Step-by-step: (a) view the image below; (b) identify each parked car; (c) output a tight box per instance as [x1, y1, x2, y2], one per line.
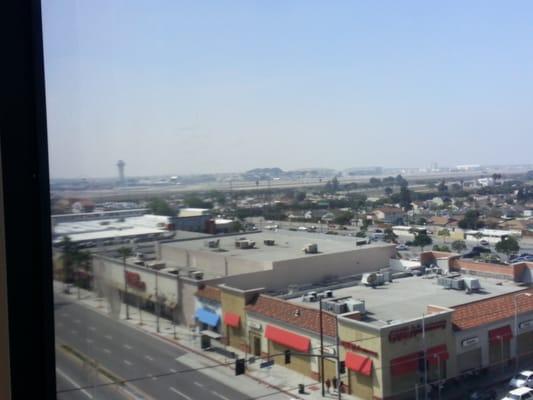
[479, 239, 490, 246]
[396, 244, 409, 251]
[501, 387, 533, 400]
[510, 371, 533, 389]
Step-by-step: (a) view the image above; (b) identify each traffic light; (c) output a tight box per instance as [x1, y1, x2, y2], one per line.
[339, 360, 346, 374]
[284, 350, 291, 364]
[235, 358, 246, 375]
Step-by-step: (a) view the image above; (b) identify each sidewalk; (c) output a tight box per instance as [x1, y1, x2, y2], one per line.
[55, 282, 361, 400]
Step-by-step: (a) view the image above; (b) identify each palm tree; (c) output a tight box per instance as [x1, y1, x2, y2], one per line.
[73, 251, 91, 300]
[60, 236, 77, 291]
[117, 247, 133, 319]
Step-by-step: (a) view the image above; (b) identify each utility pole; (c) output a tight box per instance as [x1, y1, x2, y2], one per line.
[155, 269, 160, 333]
[422, 314, 428, 400]
[319, 297, 325, 397]
[335, 315, 341, 400]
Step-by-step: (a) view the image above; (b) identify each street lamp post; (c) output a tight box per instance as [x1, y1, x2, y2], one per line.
[514, 292, 532, 373]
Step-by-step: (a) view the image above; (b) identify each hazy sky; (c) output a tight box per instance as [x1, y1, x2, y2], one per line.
[43, 1, 533, 179]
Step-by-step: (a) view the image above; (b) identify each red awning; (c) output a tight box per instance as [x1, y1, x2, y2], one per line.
[489, 325, 512, 342]
[346, 352, 373, 376]
[265, 325, 310, 352]
[391, 352, 420, 376]
[223, 312, 240, 328]
[426, 345, 449, 365]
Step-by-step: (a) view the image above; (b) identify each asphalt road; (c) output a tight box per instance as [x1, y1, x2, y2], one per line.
[54, 294, 263, 400]
[56, 346, 127, 400]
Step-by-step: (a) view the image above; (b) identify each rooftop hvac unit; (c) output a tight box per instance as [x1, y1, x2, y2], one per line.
[361, 273, 385, 287]
[437, 276, 465, 290]
[333, 302, 349, 314]
[263, 239, 275, 246]
[207, 239, 220, 248]
[346, 299, 366, 314]
[147, 262, 166, 270]
[464, 278, 481, 293]
[302, 291, 318, 302]
[189, 271, 204, 280]
[235, 239, 255, 249]
[303, 243, 318, 254]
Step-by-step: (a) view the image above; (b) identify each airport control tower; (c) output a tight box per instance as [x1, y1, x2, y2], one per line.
[117, 160, 125, 186]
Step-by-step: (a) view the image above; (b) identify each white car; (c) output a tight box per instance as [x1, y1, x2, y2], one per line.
[502, 387, 533, 400]
[396, 244, 409, 251]
[510, 371, 533, 389]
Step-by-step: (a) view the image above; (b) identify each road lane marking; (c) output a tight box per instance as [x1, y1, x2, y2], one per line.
[103, 348, 111, 354]
[210, 391, 231, 400]
[145, 355, 154, 361]
[123, 360, 132, 366]
[56, 322, 63, 327]
[71, 330, 78, 335]
[88, 326, 96, 331]
[56, 368, 93, 399]
[123, 344, 132, 350]
[193, 381, 204, 388]
[169, 387, 193, 400]
[104, 334, 112, 340]
[85, 339, 94, 344]
[74, 319, 81, 324]
[169, 368, 177, 373]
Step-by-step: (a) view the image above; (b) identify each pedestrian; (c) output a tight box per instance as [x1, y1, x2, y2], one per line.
[339, 380, 345, 394]
[325, 378, 331, 393]
[332, 376, 338, 392]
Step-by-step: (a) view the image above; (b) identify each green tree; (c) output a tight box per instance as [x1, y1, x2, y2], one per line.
[437, 228, 450, 243]
[383, 228, 398, 243]
[451, 240, 467, 253]
[412, 232, 433, 251]
[458, 210, 484, 229]
[384, 187, 393, 197]
[437, 180, 448, 194]
[433, 244, 451, 252]
[147, 198, 176, 216]
[495, 236, 520, 259]
[399, 186, 412, 211]
[183, 195, 213, 209]
[334, 211, 354, 226]
[395, 175, 408, 187]
[369, 177, 382, 187]
[233, 220, 243, 232]
[117, 247, 133, 319]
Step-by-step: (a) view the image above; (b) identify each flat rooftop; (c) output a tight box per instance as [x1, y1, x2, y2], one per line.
[162, 230, 394, 263]
[289, 274, 524, 327]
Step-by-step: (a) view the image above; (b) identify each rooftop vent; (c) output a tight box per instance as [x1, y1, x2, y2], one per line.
[303, 243, 318, 254]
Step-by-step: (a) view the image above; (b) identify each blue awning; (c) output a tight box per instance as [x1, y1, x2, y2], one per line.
[195, 309, 220, 327]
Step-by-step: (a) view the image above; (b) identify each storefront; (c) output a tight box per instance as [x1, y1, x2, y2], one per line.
[195, 308, 220, 332]
[346, 352, 373, 400]
[265, 324, 313, 378]
[488, 325, 512, 367]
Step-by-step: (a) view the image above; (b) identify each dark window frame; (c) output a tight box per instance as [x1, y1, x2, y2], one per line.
[1, 1, 56, 399]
